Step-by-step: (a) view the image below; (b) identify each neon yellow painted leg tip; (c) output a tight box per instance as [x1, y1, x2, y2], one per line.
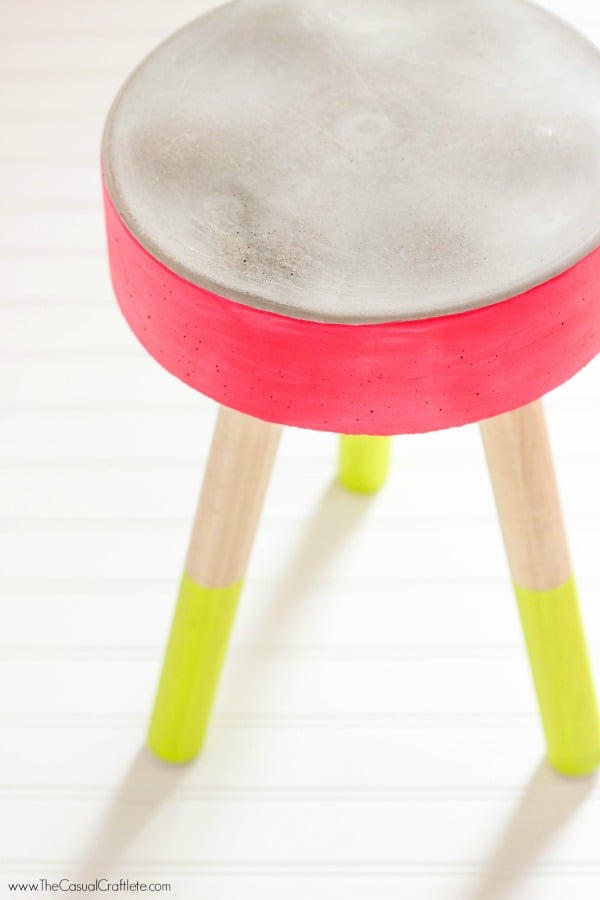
[515, 577, 600, 778]
[146, 735, 198, 765]
[147, 573, 243, 764]
[547, 753, 600, 778]
[338, 435, 392, 494]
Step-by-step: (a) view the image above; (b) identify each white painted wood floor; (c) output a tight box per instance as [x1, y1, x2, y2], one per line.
[2, 1, 600, 896]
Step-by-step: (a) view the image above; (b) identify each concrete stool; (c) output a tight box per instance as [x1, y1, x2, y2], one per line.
[102, 0, 600, 775]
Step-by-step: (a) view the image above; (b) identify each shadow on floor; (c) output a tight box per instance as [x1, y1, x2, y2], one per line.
[469, 759, 596, 899]
[78, 745, 187, 879]
[78, 480, 374, 876]
[249, 477, 376, 639]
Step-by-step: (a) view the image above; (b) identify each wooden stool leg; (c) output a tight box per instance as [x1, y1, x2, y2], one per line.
[480, 400, 600, 775]
[147, 406, 281, 763]
[338, 435, 392, 493]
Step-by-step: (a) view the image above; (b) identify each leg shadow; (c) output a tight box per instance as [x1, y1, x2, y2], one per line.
[469, 759, 596, 899]
[249, 477, 377, 643]
[78, 745, 188, 879]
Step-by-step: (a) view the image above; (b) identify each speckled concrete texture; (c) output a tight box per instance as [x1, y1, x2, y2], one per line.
[102, 0, 600, 323]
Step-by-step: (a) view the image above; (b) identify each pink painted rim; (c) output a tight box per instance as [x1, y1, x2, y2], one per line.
[103, 185, 600, 435]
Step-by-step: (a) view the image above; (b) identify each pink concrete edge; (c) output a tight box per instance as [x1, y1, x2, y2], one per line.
[103, 182, 600, 435]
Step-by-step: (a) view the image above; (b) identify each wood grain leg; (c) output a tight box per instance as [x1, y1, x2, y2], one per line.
[147, 405, 282, 763]
[480, 399, 600, 775]
[338, 435, 392, 493]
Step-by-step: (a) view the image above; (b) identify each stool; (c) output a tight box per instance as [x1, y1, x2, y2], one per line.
[101, 0, 600, 775]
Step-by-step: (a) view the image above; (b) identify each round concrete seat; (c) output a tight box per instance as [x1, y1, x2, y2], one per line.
[103, 0, 600, 434]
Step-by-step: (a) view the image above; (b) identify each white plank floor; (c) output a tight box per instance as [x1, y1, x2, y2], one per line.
[1, 1, 600, 897]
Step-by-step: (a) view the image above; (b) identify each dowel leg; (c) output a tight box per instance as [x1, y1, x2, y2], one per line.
[480, 400, 600, 776]
[147, 406, 282, 763]
[338, 435, 391, 493]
